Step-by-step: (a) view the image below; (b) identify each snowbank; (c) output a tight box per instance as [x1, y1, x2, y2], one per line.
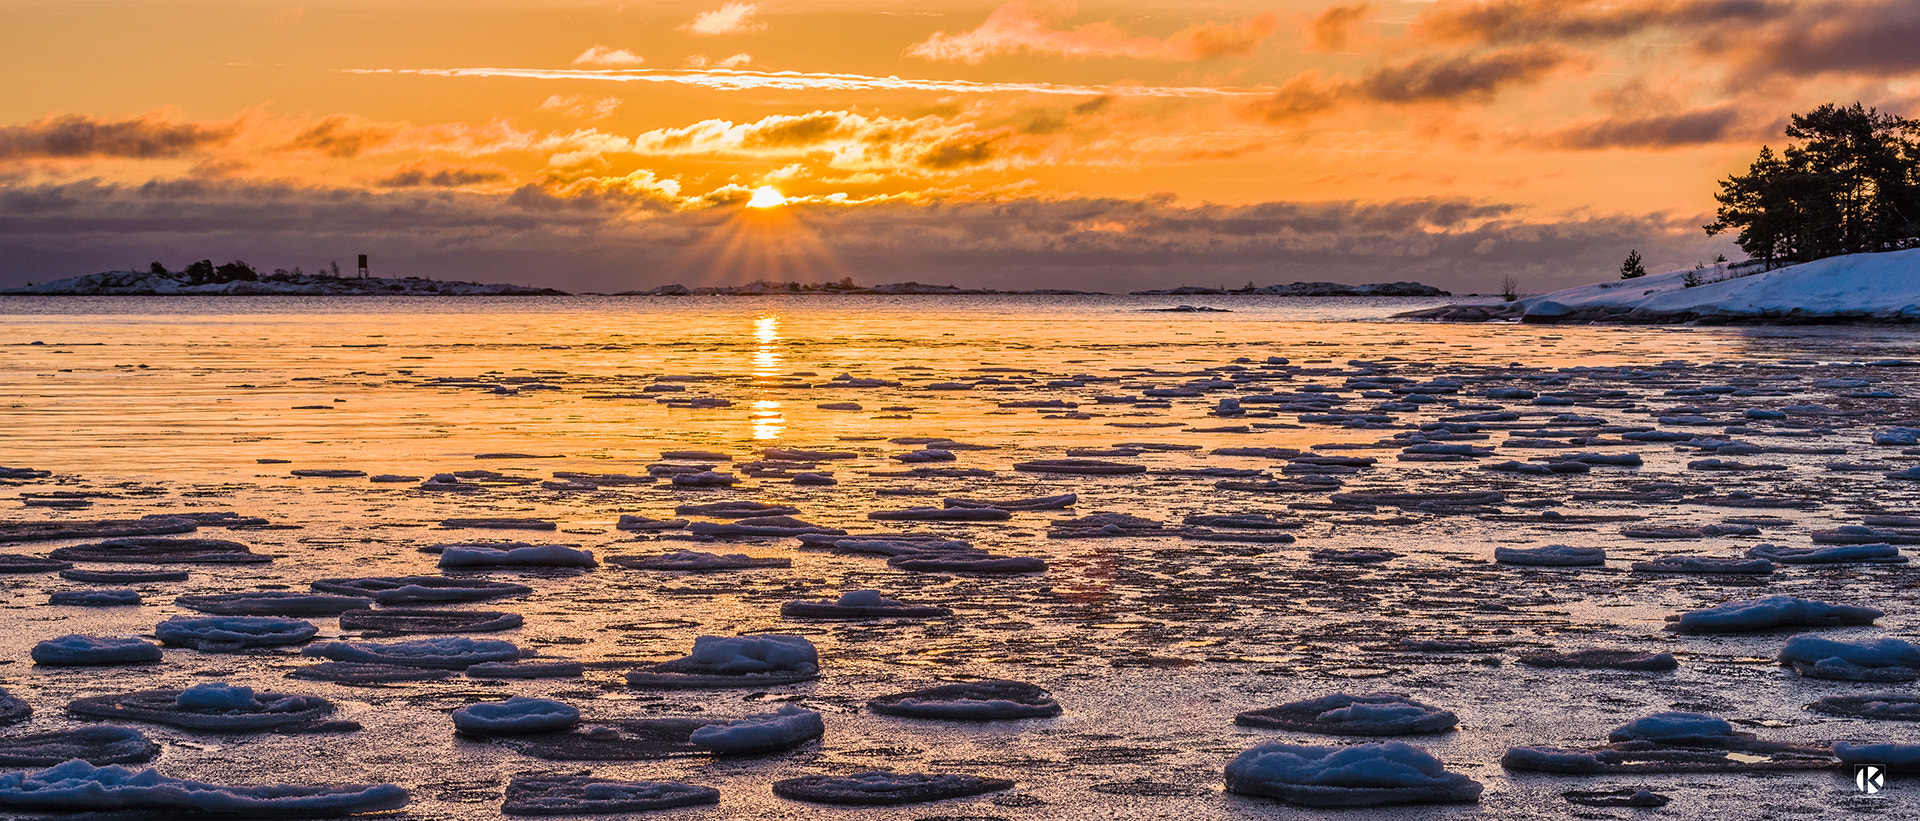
[1524, 249, 1920, 322]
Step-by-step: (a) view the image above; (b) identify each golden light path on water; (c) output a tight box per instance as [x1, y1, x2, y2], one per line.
[0, 295, 1917, 821]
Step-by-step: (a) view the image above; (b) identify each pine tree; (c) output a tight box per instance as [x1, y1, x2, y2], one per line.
[1706, 103, 1920, 267]
[1619, 249, 1647, 279]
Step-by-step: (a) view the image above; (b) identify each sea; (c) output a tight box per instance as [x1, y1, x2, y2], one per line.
[0, 294, 1916, 819]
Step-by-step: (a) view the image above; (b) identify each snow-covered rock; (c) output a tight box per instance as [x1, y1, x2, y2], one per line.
[1223, 741, 1482, 806]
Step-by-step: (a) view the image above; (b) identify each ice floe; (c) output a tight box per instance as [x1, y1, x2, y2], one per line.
[439, 544, 596, 568]
[1779, 634, 1920, 681]
[31, 634, 161, 665]
[156, 616, 320, 650]
[1516, 648, 1677, 671]
[625, 634, 819, 688]
[1748, 542, 1906, 564]
[0, 727, 157, 766]
[772, 771, 1014, 805]
[59, 567, 188, 583]
[1495, 545, 1606, 566]
[303, 636, 520, 669]
[1669, 595, 1880, 633]
[175, 591, 370, 616]
[502, 776, 718, 816]
[1223, 741, 1482, 806]
[1807, 692, 1920, 721]
[311, 575, 532, 604]
[467, 660, 584, 679]
[1631, 556, 1775, 574]
[68, 683, 336, 731]
[337, 608, 523, 634]
[688, 516, 844, 537]
[453, 697, 580, 735]
[867, 680, 1062, 720]
[49, 589, 140, 606]
[888, 553, 1047, 573]
[49, 536, 270, 563]
[689, 704, 824, 754]
[0, 760, 408, 815]
[608, 550, 791, 571]
[781, 590, 951, 619]
[1502, 711, 1833, 774]
[1235, 693, 1457, 735]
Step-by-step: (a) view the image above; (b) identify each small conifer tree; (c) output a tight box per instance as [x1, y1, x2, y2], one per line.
[1619, 249, 1647, 279]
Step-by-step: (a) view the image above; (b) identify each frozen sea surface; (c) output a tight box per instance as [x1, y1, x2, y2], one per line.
[0, 294, 1917, 819]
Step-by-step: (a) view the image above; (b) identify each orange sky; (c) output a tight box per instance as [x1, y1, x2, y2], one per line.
[3, 0, 1916, 293]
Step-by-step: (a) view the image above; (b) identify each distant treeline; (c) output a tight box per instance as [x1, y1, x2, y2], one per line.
[149, 259, 348, 285]
[1707, 103, 1920, 268]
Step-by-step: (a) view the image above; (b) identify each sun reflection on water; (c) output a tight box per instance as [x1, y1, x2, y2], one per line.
[750, 315, 784, 439]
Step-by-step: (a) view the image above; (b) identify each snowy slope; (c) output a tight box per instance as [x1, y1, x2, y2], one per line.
[1522, 248, 1920, 321]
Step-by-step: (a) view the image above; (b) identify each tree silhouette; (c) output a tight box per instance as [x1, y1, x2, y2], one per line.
[1706, 103, 1920, 267]
[1619, 249, 1647, 279]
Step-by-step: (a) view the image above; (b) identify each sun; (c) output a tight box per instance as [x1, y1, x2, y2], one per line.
[746, 186, 787, 209]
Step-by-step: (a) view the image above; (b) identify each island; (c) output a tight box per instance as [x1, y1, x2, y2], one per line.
[1131, 281, 1449, 297]
[1400, 248, 1920, 324]
[2, 270, 566, 296]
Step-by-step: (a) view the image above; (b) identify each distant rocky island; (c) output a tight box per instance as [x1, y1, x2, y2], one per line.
[3, 271, 1453, 298]
[1130, 281, 1449, 297]
[1, 270, 565, 296]
[629, 279, 1449, 297]
[619, 280, 1100, 296]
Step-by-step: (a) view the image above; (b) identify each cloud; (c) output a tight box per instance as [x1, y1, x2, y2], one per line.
[905, 2, 1281, 64]
[1413, 0, 1790, 46]
[1250, 45, 1575, 121]
[0, 111, 238, 161]
[682, 2, 766, 36]
[349, 66, 1265, 99]
[0, 177, 1732, 296]
[1360, 45, 1573, 104]
[287, 115, 402, 158]
[374, 161, 510, 188]
[537, 94, 622, 120]
[1308, 3, 1370, 52]
[1533, 105, 1771, 150]
[573, 46, 644, 67]
[1711, 1, 1920, 80]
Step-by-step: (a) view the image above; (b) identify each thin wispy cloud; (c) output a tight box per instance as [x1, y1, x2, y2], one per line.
[906, 2, 1281, 64]
[345, 67, 1271, 98]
